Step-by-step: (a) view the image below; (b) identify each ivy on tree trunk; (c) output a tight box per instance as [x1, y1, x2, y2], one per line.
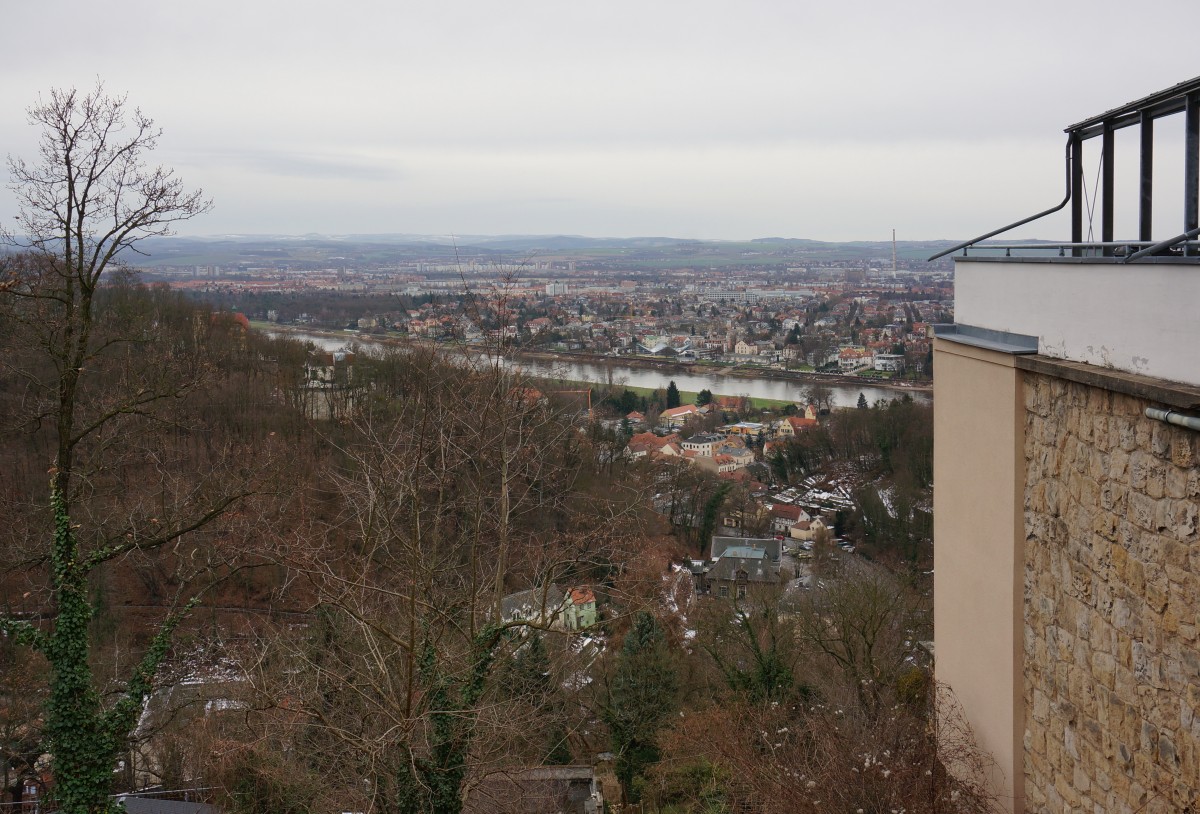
[36, 487, 196, 814]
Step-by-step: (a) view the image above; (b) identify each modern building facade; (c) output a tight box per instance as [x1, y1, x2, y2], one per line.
[933, 78, 1200, 813]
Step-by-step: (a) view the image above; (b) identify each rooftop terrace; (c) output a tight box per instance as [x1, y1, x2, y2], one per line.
[933, 77, 1200, 388]
[932, 76, 1200, 263]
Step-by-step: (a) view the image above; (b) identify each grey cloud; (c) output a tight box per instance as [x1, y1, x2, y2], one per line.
[188, 148, 404, 182]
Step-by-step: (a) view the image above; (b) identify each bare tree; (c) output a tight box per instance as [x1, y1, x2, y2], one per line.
[793, 565, 922, 718]
[650, 570, 997, 814]
[235, 349, 648, 814]
[0, 84, 270, 814]
[803, 383, 835, 413]
[650, 682, 1000, 814]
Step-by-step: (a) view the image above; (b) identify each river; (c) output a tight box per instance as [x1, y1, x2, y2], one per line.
[500, 357, 929, 408]
[266, 329, 930, 408]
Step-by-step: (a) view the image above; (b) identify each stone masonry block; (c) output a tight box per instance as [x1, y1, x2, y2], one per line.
[1166, 464, 1189, 500]
[1168, 431, 1193, 467]
[1023, 375, 1199, 813]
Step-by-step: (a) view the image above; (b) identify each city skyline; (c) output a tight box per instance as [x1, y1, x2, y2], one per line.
[2, 0, 1197, 242]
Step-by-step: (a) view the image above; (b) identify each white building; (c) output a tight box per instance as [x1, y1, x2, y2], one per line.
[873, 353, 905, 372]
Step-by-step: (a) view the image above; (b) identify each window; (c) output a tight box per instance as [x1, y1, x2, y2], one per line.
[737, 586, 747, 599]
[718, 586, 729, 598]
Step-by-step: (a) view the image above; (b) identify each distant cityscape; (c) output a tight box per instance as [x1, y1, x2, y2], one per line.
[136, 235, 955, 380]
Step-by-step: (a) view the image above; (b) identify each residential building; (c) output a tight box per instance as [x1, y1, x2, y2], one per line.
[774, 414, 819, 438]
[681, 433, 724, 457]
[659, 404, 701, 427]
[709, 536, 781, 564]
[718, 501, 769, 532]
[699, 547, 780, 599]
[768, 503, 810, 535]
[500, 584, 564, 626]
[624, 431, 682, 460]
[723, 421, 767, 437]
[500, 585, 596, 632]
[787, 517, 826, 542]
[713, 438, 755, 468]
[838, 346, 872, 371]
[873, 353, 905, 372]
[710, 453, 739, 474]
[560, 587, 597, 631]
[712, 395, 752, 413]
[932, 78, 1200, 813]
[301, 350, 357, 420]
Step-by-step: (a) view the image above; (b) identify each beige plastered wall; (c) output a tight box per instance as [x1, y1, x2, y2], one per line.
[934, 337, 1026, 813]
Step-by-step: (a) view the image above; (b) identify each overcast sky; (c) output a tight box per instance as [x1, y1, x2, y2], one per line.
[2, 1, 1196, 242]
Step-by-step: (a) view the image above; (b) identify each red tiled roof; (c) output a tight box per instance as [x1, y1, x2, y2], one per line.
[770, 504, 803, 521]
[661, 404, 699, 419]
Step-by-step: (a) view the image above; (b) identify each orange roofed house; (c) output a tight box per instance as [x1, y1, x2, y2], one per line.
[624, 431, 682, 461]
[659, 404, 703, 427]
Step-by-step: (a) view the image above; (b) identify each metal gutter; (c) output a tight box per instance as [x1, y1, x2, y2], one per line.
[927, 137, 1073, 262]
[1145, 407, 1200, 432]
[1066, 75, 1200, 137]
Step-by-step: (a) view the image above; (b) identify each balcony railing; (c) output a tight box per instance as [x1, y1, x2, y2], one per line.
[930, 76, 1200, 262]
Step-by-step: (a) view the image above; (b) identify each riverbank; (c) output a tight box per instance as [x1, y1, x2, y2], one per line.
[251, 323, 933, 402]
[248, 326, 931, 400]
[526, 375, 795, 410]
[500, 349, 933, 394]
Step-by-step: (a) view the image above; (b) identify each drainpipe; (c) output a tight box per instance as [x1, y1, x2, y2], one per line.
[1145, 407, 1200, 432]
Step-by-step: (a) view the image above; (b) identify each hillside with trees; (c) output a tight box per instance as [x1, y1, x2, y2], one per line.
[0, 84, 991, 814]
[768, 395, 934, 565]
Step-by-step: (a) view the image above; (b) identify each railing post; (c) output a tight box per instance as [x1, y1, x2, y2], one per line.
[1102, 120, 1115, 255]
[1139, 110, 1154, 243]
[1071, 131, 1084, 257]
[1185, 93, 1199, 256]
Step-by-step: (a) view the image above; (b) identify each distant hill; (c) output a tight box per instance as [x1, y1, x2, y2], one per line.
[105, 233, 973, 268]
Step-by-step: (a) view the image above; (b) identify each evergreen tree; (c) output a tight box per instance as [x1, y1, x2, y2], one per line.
[857, 392, 869, 410]
[666, 380, 681, 409]
[703, 600, 799, 704]
[603, 613, 678, 801]
[695, 388, 713, 407]
[613, 388, 638, 414]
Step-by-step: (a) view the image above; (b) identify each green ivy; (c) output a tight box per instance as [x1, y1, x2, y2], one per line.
[391, 624, 506, 814]
[34, 486, 197, 814]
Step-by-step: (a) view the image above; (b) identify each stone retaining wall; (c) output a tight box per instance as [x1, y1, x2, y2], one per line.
[1023, 372, 1199, 812]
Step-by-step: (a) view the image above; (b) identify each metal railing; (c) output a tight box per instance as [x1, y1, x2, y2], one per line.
[930, 75, 1200, 262]
[949, 239, 1200, 259]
